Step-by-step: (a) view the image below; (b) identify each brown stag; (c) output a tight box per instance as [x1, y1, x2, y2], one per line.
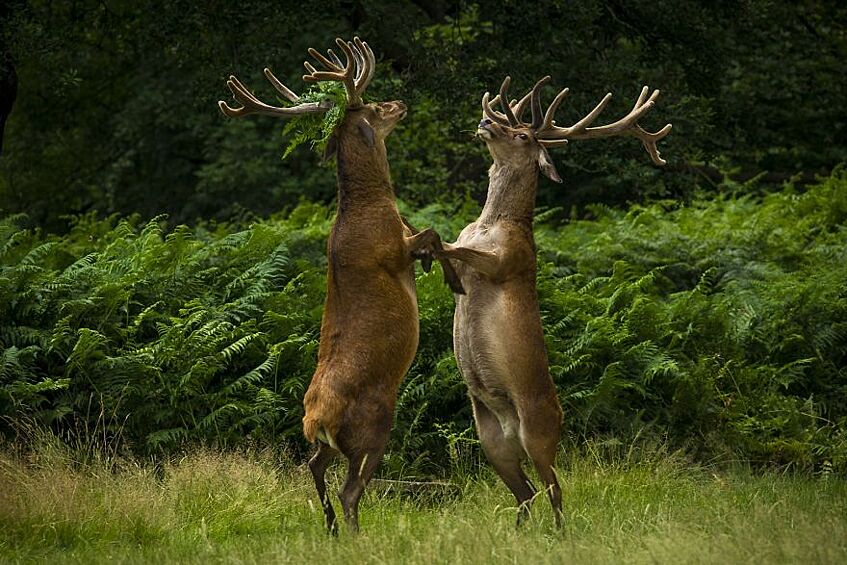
[435, 76, 671, 527]
[218, 37, 462, 534]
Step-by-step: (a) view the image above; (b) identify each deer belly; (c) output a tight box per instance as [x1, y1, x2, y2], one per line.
[454, 289, 516, 409]
[318, 268, 419, 389]
[361, 284, 419, 380]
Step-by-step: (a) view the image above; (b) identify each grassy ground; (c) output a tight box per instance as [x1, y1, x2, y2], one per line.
[1, 443, 845, 564]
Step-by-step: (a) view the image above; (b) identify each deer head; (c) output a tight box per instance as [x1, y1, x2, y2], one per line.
[477, 76, 672, 183]
[218, 37, 406, 152]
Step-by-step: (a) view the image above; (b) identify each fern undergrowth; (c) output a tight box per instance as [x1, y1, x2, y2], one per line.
[2, 173, 846, 473]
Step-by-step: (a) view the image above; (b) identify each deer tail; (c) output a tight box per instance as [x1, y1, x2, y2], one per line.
[302, 387, 343, 450]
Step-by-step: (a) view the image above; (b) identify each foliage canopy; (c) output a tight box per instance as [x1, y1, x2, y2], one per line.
[1, 1, 845, 229]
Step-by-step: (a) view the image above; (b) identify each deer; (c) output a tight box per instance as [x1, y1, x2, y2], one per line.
[434, 76, 671, 528]
[218, 37, 463, 534]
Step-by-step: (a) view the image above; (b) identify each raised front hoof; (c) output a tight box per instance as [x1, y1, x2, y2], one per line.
[412, 250, 434, 272]
[446, 274, 466, 295]
[441, 262, 466, 295]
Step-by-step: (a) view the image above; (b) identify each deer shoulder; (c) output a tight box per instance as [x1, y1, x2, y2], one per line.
[447, 220, 535, 282]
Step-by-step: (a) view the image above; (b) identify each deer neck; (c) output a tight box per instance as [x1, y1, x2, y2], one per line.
[335, 135, 396, 208]
[478, 161, 538, 227]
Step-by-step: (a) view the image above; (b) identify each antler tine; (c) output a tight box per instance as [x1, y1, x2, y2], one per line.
[303, 60, 336, 81]
[353, 37, 376, 93]
[569, 93, 614, 134]
[511, 91, 532, 124]
[536, 138, 571, 148]
[489, 94, 509, 120]
[536, 91, 612, 139]
[308, 48, 339, 72]
[538, 87, 569, 132]
[529, 76, 551, 129]
[334, 38, 360, 105]
[348, 40, 364, 82]
[303, 39, 352, 82]
[634, 84, 652, 107]
[634, 123, 673, 165]
[218, 75, 258, 118]
[482, 91, 512, 126]
[582, 87, 657, 135]
[218, 74, 330, 119]
[484, 77, 549, 128]
[498, 77, 520, 126]
[263, 68, 299, 103]
[326, 48, 344, 68]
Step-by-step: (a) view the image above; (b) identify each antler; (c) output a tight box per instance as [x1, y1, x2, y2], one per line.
[218, 68, 332, 119]
[218, 36, 376, 119]
[535, 85, 672, 165]
[303, 36, 375, 108]
[481, 76, 548, 129]
[482, 77, 672, 166]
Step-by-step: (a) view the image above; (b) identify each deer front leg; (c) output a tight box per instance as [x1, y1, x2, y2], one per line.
[400, 217, 432, 272]
[402, 220, 465, 295]
[434, 243, 501, 279]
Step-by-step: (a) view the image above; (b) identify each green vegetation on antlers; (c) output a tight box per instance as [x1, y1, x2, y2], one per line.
[281, 82, 349, 159]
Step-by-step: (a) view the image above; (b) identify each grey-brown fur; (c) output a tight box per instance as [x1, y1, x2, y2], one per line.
[437, 76, 670, 528]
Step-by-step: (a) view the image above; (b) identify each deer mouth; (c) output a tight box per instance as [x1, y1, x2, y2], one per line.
[477, 126, 493, 140]
[477, 117, 497, 140]
[388, 102, 407, 121]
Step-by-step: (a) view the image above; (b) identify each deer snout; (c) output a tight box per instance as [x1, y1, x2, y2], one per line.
[477, 118, 495, 139]
[387, 100, 406, 111]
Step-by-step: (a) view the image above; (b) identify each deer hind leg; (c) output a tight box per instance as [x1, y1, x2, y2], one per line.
[338, 445, 386, 533]
[470, 394, 536, 525]
[519, 408, 564, 529]
[309, 441, 340, 535]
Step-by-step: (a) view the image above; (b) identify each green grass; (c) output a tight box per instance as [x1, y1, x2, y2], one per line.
[1, 442, 845, 564]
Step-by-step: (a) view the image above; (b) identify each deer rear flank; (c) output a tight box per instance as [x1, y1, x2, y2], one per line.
[437, 76, 671, 528]
[219, 37, 461, 534]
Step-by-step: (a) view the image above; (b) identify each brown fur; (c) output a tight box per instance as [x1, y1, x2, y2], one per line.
[436, 118, 565, 528]
[218, 39, 462, 534]
[303, 101, 455, 534]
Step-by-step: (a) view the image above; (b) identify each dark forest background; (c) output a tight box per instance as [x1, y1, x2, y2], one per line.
[3, 0, 845, 229]
[1, 1, 846, 473]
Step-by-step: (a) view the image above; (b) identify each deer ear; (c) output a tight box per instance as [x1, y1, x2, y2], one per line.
[538, 146, 562, 183]
[358, 119, 376, 148]
[322, 133, 338, 162]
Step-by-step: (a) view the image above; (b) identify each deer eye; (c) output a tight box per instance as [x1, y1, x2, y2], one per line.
[516, 133, 529, 140]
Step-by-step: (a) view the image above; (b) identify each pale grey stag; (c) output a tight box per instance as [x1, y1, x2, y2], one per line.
[436, 76, 671, 527]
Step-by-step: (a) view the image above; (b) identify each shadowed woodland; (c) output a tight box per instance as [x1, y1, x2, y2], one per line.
[1, 1, 846, 475]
